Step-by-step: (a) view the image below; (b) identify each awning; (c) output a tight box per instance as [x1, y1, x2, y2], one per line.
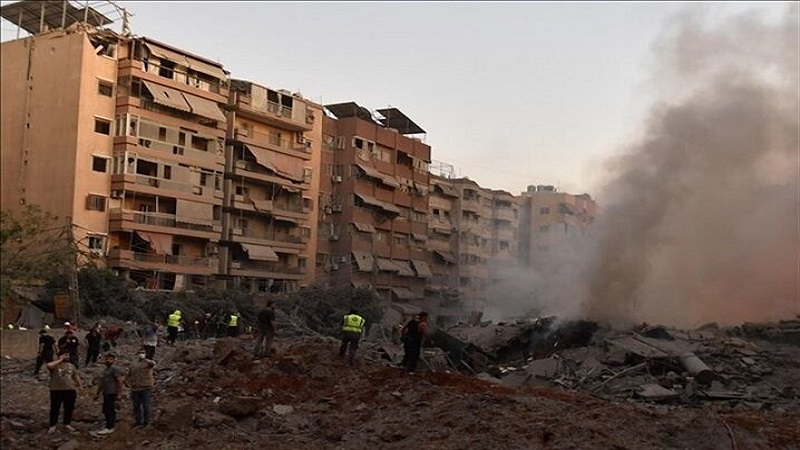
[175, 199, 213, 226]
[376, 258, 400, 272]
[241, 243, 279, 262]
[431, 225, 452, 235]
[560, 202, 577, 215]
[144, 43, 189, 67]
[411, 233, 428, 242]
[355, 164, 399, 189]
[244, 145, 304, 182]
[393, 260, 415, 277]
[135, 231, 173, 255]
[355, 193, 400, 215]
[352, 251, 374, 272]
[411, 260, 433, 278]
[187, 58, 227, 81]
[391, 287, 417, 300]
[182, 92, 227, 122]
[413, 182, 429, 196]
[352, 222, 376, 233]
[435, 183, 459, 198]
[249, 198, 274, 213]
[141, 80, 191, 113]
[434, 250, 457, 264]
[352, 279, 373, 289]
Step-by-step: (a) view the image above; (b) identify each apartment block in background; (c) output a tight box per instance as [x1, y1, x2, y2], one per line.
[488, 189, 519, 279]
[223, 79, 322, 292]
[317, 103, 432, 306]
[1, 22, 122, 267]
[518, 184, 597, 270]
[427, 174, 460, 299]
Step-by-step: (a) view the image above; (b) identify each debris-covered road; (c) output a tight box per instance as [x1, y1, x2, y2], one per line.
[2, 319, 799, 450]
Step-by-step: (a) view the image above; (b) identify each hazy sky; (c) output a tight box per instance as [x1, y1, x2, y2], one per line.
[1, 1, 792, 195]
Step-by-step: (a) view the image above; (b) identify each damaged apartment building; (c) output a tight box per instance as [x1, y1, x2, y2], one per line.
[316, 103, 433, 304]
[0, 1, 596, 306]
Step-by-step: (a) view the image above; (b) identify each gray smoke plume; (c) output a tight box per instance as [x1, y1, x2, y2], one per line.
[587, 5, 799, 327]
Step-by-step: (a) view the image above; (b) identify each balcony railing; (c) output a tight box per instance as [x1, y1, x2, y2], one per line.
[109, 248, 217, 268]
[235, 128, 311, 155]
[237, 228, 308, 245]
[110, 208, 216, 233]
[231, 260, 307, 275]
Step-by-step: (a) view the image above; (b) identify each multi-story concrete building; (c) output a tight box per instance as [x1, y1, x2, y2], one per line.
[223, 79, 322, 292]
[488, 189, 519, 278]
[427, 174, 460, 300]
[518, 185, 597, 270]
[316, 102, 432, 304]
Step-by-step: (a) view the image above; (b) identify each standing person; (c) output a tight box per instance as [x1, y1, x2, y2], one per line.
[127, 349, 156, 428]
[142, 322, 158, 360]
[57, 328, 81, 368]
[166, 310, 181, 345]
[85, 323, 102, 367]
[254, 301, 276, 357]
[339, 309, 366, 365]
[401, 312, 430, 374]
[46, 350, 82, 433]
[104, 326, 123, 349]
[227, 312, 240, 337]
[35, 328, 57, 376]
[91, 353, 124, 436]
[200, 313, 212, 339]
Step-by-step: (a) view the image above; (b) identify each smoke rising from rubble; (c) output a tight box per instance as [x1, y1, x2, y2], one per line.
[482, 6, 798, 328]
[587, 5, 800, 327]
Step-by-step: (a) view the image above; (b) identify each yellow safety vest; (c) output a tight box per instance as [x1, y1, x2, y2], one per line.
[229, 315, 238, 327]
[167, 313, 181, 327]
[342, 314, 365, 333]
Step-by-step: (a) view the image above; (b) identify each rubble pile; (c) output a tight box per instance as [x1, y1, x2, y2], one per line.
[1, 316, 799, 449]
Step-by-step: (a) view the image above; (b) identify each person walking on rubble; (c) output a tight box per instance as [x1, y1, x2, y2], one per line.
[91, 353, 124, 436]
[85, 323, 102, 367]
[46, 349, 82, 434]
[35, 328, 57, 376]
[142, 322, 159, 360]
[401, 312, 430, 374]
[254, 301, 276, 357]
[57, 328, 81, 368]
[339, 309, 366, 365]
[166, 310, 182, 345]
[127, 349, 156, 428]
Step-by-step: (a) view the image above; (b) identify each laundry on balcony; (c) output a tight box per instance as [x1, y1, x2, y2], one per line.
[141, 80, 191, 112]
[241, 243, 279, 262]
[351, 251, 374, 272]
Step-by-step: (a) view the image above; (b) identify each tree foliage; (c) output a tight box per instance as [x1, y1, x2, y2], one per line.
[0, 205, 71, 300]
[275, 284, 383, 337]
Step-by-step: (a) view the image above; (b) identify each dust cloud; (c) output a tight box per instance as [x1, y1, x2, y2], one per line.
[482, 6, 798, 328]
[586, 5, 799, 327]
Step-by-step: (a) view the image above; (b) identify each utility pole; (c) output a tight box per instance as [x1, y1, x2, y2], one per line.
[66, 218, 80, 325]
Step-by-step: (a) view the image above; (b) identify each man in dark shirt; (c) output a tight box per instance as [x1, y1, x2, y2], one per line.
[57, 329, 81, 368]
[35, 329, 56, 375]
[254, 301, 276, 357]
[85, 323, 102, 366]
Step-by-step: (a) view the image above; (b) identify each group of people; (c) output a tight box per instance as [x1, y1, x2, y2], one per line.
[45, 347, 156, 436]
[35, 322, 126, 374]
[338, 309, 430, 374]
[164, 310, 245, 344]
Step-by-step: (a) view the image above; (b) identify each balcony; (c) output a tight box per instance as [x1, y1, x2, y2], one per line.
[111, 174, 212, 199]
[107, 248, 217, 275]
[235, 95, 312, 132]
[109, 208, 217, 238]
[492, 208, 517, 223]
[234, 128, 312, 160]
[230, 260, 307, 279]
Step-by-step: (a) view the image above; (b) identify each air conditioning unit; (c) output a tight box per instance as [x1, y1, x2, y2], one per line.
[331, 204, 343, 213]
[110, 190, 123, 199]
[329, 234, 340, 241]
[338, 256, 349, 263]
[332, 175, 343, 183]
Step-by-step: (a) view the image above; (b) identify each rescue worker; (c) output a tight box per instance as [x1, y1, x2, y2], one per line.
[166, 310, 181, 345]
[339, 309, 365, 365]
[401, 311, 430, 374]
[84, 323, 102, 366]
[35, 328, 57, 376]
[227, 312, 240, 337]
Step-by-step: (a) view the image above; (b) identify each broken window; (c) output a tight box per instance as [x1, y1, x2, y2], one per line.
[85, 194, 107, 211]
[92, 156, 108, 173]
[94, 118, 111, 135]
[159, 59, 175, 79]
[396, 151, 413, 168]
[87, 235, 105, 251]
[191, 135, 209, 151]
[353, 137, 364, 150]
[98, 80, 113, 97]
[158, 127, 167, 142]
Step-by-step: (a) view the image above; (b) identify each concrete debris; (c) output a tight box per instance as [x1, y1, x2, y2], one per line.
[636, 384, 680, 401]
[272, 404, 294, 415]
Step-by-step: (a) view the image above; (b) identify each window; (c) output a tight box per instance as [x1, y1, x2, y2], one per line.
[298, 258, 307, 269]
[94, 118, 111, 135]
[499, 241, 509, 250]
[303, 168, 312, 180]
[200, 173, 208, 186]
[540, 207, 550, 215]
[235, 186, 249, 196]
[92, 156, 108, 173]
[158, 59, 175, 79]
[87, 235, 105, 252]
[85, 194, 107, 211]
[163, 165, 172, 180]
[98, 81, 113, 97]
[353, 137, 364, 149]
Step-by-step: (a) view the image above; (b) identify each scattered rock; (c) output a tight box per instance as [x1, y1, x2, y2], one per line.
[219, 396, 262, 418]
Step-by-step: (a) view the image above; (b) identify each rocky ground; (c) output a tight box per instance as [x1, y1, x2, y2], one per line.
[2, 322, 799, 450]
